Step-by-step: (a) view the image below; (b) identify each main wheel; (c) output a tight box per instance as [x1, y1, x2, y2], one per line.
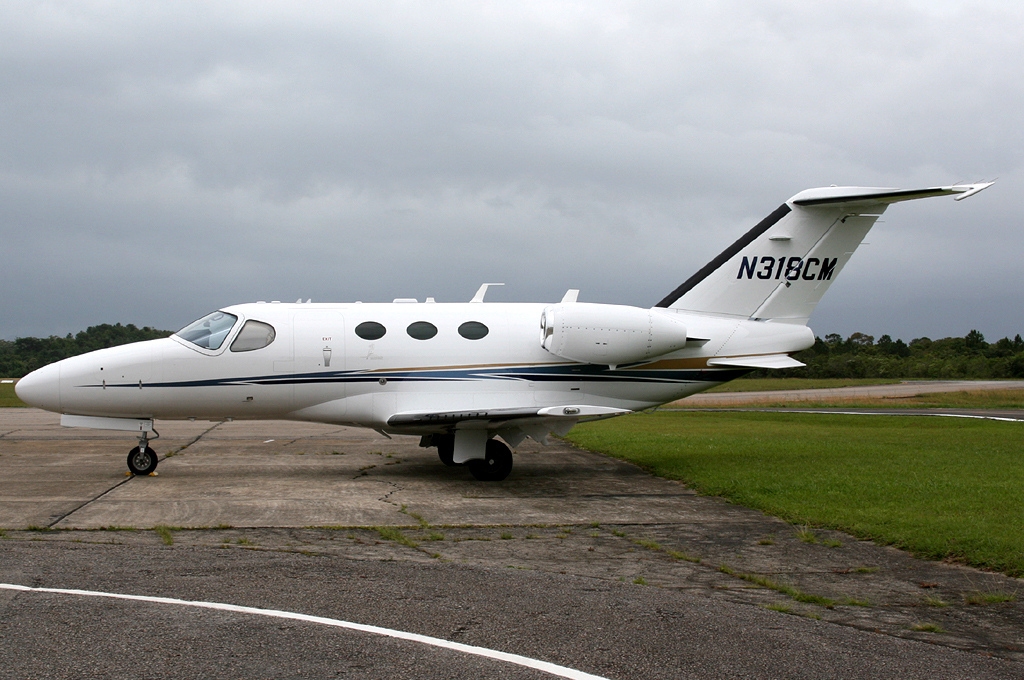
[437, 434, 457, 467]
[468, 439, 513, 481]
[127, 446, 158, 476]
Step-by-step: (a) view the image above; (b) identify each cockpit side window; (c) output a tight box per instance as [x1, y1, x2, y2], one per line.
[176, 311, 238, 350]
[230, 320, 277, 352]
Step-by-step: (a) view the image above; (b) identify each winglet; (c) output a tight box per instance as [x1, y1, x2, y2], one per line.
[952, 181, 995, 201]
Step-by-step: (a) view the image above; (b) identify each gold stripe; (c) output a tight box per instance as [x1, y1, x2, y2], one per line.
[623, 358, 712, 370]
[361, 361, 569, 374]
[356, 353, 788, 374]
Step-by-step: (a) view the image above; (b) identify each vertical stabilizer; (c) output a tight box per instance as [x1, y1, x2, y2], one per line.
[656, 183, 992, 324]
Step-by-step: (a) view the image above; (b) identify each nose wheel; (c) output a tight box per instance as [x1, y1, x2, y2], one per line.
[127, 434, 158, 476]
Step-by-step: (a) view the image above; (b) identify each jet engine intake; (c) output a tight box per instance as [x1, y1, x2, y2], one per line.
[540, 303, 689, 366]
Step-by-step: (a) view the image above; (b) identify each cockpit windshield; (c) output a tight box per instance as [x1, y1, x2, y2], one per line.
[176, 311, 238, 350]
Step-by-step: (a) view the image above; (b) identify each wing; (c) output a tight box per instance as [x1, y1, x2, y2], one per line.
[387, 404, 631, 445]
[706, 354, 805, 369]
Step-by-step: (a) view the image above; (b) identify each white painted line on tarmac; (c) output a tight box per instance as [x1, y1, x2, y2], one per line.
[0, 583, 608, 680]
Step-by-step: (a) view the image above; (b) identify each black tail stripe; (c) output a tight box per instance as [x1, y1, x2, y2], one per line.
[792, 187, 945, 207]
[654, 203, 792, 308]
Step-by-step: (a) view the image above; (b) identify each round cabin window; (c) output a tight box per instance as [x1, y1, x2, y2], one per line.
[458, 321, 489, 340]
[406, 321, 438, 340]
[355, 321, 386, 341]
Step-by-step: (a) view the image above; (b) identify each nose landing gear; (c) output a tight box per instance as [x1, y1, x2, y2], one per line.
[127, 432, 159, 476]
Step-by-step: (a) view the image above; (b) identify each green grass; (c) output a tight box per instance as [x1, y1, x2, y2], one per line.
[796, 528, 818, 544]
[894, 389, 1024, 409]
[680, 387, 1024, 410]
[567, 411, 1024, 577]
[153, 525, 174, 546]
[665, 549, 701, 563]
[0, 382, 27, 407]
[718, 563, 836, 607]
[375, 526, 418, 548]
[706, 378, 903, 393]
[963, 591, 1016, 605]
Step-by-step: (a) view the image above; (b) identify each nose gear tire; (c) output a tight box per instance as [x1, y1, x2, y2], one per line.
[127, 446, 158, 476]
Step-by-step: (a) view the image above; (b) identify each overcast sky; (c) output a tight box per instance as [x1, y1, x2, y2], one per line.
[2, 1, 1021, 342]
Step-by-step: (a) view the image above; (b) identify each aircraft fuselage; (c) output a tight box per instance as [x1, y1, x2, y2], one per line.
[19, 301, 813, 434]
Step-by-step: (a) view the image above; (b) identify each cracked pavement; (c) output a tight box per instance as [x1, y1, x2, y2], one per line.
[1, 408, 1022, 677]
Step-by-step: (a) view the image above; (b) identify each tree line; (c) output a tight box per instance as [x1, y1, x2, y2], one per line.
[3, 324, 1024, 380]
[749, 330, 1024, 380]
[0, 324, 172, 378]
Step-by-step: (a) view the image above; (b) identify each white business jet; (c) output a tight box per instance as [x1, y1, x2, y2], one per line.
[16, 183, 992, 480]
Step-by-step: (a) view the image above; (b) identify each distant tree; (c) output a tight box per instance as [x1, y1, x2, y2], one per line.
[910, 337, 932, 350]
[847, 332, 874, 349]
[878, 334, 910, 358]
[965, 329, 987, 352]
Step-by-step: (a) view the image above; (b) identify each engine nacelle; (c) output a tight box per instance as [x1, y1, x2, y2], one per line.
[540, 303, 689, 366]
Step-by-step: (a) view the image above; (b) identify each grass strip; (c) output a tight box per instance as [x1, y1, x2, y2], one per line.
[375, 526, 418, 548]
[910, 622, 944, 633]
[629, 536, 701, 563]
[568, 411, 1024, 577]
[153, 525, 174, 546]
[0, 383, 27, 407]
[706, 378, 903, 393]
[763, 602, 821, 620]
[719, 564, 835, 608]
[963, 591, 1016, 605]
[675, 389, 1024, 410]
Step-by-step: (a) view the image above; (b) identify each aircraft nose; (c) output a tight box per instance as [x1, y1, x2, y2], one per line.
[15, 363, 61, 412]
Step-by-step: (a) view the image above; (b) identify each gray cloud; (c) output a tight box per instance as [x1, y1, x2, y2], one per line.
[2, 1, 1021, 341]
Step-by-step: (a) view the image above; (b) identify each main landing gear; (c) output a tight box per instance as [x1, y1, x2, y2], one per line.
[436, 434, 457, 467]
[421, 434, 514, 481]
[127, 432, 158, 476]
[467, 439, 513, 482]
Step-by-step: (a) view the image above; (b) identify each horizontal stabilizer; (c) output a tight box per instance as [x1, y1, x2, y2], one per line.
[706, 354, 805, 369]
[790, 182, 994, 207]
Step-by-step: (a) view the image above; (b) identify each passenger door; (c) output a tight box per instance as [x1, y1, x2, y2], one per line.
[292, 311, 346, 415]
